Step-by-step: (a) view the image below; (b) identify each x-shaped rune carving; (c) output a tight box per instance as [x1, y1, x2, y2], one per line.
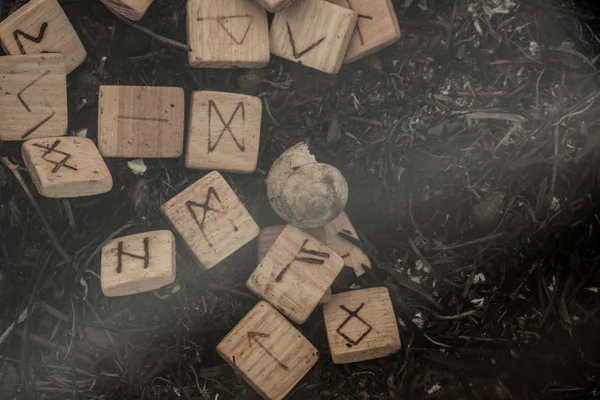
[208, 100, 246, 153]
[32, 140, 77, 173]
[336, 303, 373, 347]
[186, 186, 239, 248]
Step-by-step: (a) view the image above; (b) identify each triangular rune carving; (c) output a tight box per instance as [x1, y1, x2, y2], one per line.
[197, 14, 253, 45]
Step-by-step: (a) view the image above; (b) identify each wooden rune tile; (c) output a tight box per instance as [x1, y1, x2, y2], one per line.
[253, 0, 297, 13]
[0, 0, 87, 73]
[322, 287, 401, 363]
[187, 0, 269, 68]
[269, 0, 357, 74]
[257, 225, 332, 304]
[101, 230, 176, 297]
[98, 86, 185, 158]
[161, 171, 259, 270]
[186, 91, 262, 173]
[323, 212, 371, 277]
[100, 0, 154, 21]
[22, 137, 113, 198]
[247, 225, 344, 324]
[217, 301, 319, 400]
[328, 0, 401, 63]
[0, 54, 67, 141]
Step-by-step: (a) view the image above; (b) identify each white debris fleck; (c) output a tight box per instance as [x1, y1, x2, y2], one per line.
[551, 197, 561, 212]
[585, 287, 599, 293]
[73, 128, 88, 138]
[474, 273, 486, 284]
[529, 41, 540, 56]
[127, 159, 147, 175]
[410, 276, 421, 284]
[471, 298, 484, 307]
[412, 313, 425, 329]
[415, 260, 424, 271]
[427, 383, 441, 395]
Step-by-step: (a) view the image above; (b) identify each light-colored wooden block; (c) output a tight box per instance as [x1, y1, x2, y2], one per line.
[323, 212, 371, 277]
[100, 0, 153, 21]
[0, 0, 86, 73]
[328, 0, 401, 63]
[98, 86, 185, 158]
[217, 301, 318, 400]
[161, 171, 259, 270]
[247, 225, 344, 324]
[253, 0, 296, 13]
[101, 230, 176, 297]
[187, 0, 269, 68]
[22, 137, 112, 198]
[186, 91, 262, 173]
[257, 225, 331, 304]
[0, 54, 67, 141]
[322, 287, 401, 363]
[269, 0, 357, 74]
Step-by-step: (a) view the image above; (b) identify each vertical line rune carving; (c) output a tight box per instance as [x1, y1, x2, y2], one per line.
[276, 239, 330, 283]
[116, 237, 150, 273]
[186, 187, 239, 248]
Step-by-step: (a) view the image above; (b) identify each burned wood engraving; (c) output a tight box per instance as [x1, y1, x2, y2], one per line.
[247, 331, 289, 371]
[186, 187, 239, 248]
[197, 14, 253, 45]
[116, 237, 150, 273]
[32, 140, 77, 173]
[117, 115, 169, 123]
[17, 70, 55, 139]
[208, 100, 245, 153]
[13, 22, 48, 54]
[276, 239, 329, 283]
[285, 21, 326, 59]
[336, 303, 372, 348]
[343, 0, 373, 46]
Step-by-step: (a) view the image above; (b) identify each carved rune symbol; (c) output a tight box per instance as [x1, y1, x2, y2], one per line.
[17, 70, 55, 139]
[276, 239, 329, 283]
[342, 0, 373, 46]
[285, 21, 326, 59]
[197, 14, 253, 45]
[208, 100, 245, 153]
[186, 187, 239, 248]
[116, 238, 150, 273]
[247, 331, 289, 371]
[13, 22, 48, 54]
[336, 303, 373, 348]
[32, 140, 77, 173]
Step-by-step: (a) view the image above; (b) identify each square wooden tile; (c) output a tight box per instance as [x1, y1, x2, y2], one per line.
[322, 287, 401, 363]
[270, 0, 357, 74]
[100, 0, 153, 21]
[323, 212, 371, 277]
[253, 0, 296, 13]
[101, 230, 176, 297]
[328, 0, 400, 63]
[161, 171, 259, 270]
[0, 0, 86, 73]
[186, 91, 262, 173]
[217, 301, 319, 400]
[22, 137, 113, 198]
[0, 54, 67, 141]
[247, 225, 344, 324]
[98, 85, 185, 158]
[187, 0, 269, 68]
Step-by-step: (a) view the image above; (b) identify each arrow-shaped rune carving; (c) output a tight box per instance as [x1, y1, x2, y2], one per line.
[17, 70, 56, 139]
[285, 21, 325, 59]
[247, 331, 289, 371]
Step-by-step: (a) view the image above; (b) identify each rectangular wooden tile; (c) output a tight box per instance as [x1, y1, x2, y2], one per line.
[247, 225, 344, 324]
[0, 54, 67, 141]
[322, 287, 401, 363]
[253, 0, 296, 12]
[98, 85, 185, 158]
[161, 171, 259, 270]
[269, 0, 357, 74]
[328, 0, 401, 63]
[186, 91, 262, 173]
[22, 137, 112, 198]
[101, 230, 176, 297]
[217, 301, 318, 400]
[100, 0, 153, 21]
[0, 0, 87, 73]
[323, 211, 371, 277]
[187, 0, 269, 68]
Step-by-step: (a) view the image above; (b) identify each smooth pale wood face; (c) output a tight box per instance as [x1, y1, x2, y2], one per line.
[247, 225, 344, 324]
[328, 0, 401, 63]
[0, 0, 86, 73]
[270, 0, 357, 74]
[186, 91, 262, 173]
[187, 0, 269, 68]
[257, 225, 331, 304]
[322, 287, 401, 363]
[161, 171, 259, 270]
[323, 212, 371, 277]
[98, 86, 185, 158]
[0, 54, 67, 141]
[253, 0, 297, 12]
[101, 230, 176, 297]
[22, 137, 113, 198]
[217, 301, 319, 400]
[100, 0, 153, 21]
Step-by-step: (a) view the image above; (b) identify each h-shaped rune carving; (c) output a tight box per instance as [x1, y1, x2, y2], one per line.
[208, 100, 245, 153]
[186, 187, 239, 248]
[275, 239, 330, 283]
[117, 237, 150, 273]
[197, 14, 254, 45]
[336, 303, 373, 347]
[32, 140, 77, 173]
[13, 22, 48, 54]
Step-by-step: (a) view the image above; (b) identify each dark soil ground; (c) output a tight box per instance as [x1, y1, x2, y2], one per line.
[2, 0, 600, 398]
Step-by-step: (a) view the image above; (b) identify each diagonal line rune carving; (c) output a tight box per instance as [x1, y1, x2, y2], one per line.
[208, 100, 245, 153]
[17, 70, 56, 139]
[285, 21, 326, 59]
[13, 22, 48, 54]
[32, 139, 77, 173]
[197, 14, 253, 45]
[344, 0, 373, 46]
[336, 303, 373, 347]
